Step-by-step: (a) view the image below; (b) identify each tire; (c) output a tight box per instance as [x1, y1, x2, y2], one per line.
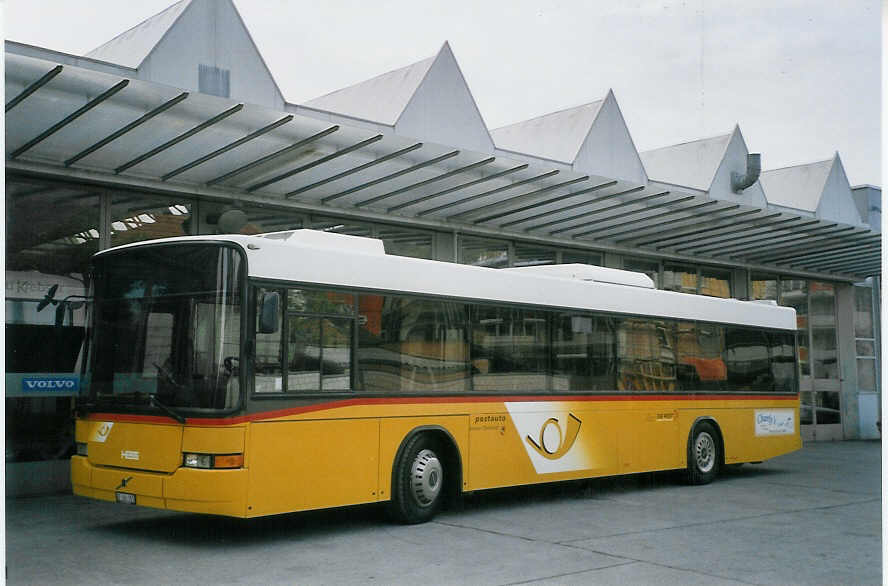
[686, 421, 720, 485]
[389, 434, 445, 524]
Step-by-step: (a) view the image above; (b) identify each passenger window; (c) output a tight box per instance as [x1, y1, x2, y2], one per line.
[472, 306, 548, 392]
[357, 294, 470, 392]
[725, 327, 773, 391]
[287, 314, 353, 392]
[288, 289, 354, 315]
[552, 314, 615, 391]
[287, 315, 321, 391]
[616, 319, 677, 391]
[675, 322, 726, 391]
[254, 287, 284, 393]
[253, 286, 355, 394]
[770, 331, 798, 392]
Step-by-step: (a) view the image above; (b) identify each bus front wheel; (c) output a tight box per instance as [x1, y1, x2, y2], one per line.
[687, 421, 720, 485]
[390, 434, 445, 524]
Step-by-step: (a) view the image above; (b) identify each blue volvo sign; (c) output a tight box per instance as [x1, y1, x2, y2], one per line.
[21, 375, 80, 393]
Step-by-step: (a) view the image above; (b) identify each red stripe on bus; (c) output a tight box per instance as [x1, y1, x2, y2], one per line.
[86, 393, 799, 426]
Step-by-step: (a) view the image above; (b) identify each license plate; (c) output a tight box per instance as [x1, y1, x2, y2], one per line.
[115, 492, 136, 505]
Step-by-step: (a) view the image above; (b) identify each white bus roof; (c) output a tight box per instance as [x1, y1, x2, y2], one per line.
[98, 230, 797, 330]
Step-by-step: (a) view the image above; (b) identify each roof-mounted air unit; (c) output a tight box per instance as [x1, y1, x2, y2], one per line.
[504, 264, 655, 288]
[258, 229, 386, 255]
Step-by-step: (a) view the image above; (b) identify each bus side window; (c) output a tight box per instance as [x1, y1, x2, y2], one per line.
[356, 294, 470, 393]
[254, 287, 284, 393]
[725, 327, 773, 392]
[552, 314, 616, 391]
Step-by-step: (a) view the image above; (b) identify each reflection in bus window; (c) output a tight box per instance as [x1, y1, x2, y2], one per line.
[254, 287, 283, 393]
[725, 328, 772, 391]
[358, 295, 470, 392]
[472, 306, 548, 392]
[552, 314, 615, 391]
[616, 319, 676, 391]
[286, 315, 352, 392]
[770, 331, 798, 392]
[675, 322, 726, 391]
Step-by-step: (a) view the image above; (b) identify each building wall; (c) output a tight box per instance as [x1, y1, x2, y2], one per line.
[393, 45, 494, 154]
[816, 160, 863, 226]
[138, 0, 285, 109]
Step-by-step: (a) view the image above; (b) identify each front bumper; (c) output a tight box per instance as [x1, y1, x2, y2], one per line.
[71, 455, 248, 517]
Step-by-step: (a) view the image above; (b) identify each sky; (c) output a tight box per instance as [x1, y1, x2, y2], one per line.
[3, 0, 882, 186]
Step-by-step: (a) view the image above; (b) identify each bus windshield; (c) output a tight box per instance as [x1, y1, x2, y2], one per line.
[84, 243, 244, 414]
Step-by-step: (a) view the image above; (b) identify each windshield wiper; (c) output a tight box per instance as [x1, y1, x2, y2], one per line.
[150, 395, 187, 424]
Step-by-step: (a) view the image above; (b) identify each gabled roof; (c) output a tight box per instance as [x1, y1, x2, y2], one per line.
[759, 158, 833, 212]
[85, 1, 191, 68]
[640, 130, 733, 191]
[302, 54, 436, 126]
[491, 100, 605, 164]
[300, 42, 494, 152]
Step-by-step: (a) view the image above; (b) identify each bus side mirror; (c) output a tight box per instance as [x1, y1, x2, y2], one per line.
[258, 291, 280, 334]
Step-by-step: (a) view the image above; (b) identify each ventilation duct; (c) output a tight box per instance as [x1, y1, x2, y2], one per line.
[731, 153, 761, 193]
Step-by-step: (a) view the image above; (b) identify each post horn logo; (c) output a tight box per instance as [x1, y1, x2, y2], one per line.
[526, 413, 582, 460]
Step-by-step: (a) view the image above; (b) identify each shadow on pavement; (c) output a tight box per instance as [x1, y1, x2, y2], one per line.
[87, 464, 787, 547]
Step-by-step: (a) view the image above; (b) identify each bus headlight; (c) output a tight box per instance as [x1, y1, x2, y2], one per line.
[76, 442, 88, 457]
[183, 453, 243, 469]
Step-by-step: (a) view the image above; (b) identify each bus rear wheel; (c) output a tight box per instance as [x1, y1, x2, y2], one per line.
[687, 421, 720, 485]
[390, 434, 445, 524]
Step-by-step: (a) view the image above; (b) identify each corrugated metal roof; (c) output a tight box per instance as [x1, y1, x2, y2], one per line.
[302, 54, 435, 126]
[490, 100, 604, 164]
[759, 158, 832, 212]
[85, 1, 191, 68]
[640, 131, 732, 191]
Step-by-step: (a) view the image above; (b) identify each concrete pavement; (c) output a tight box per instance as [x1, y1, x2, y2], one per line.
[5, 440, 881, 585]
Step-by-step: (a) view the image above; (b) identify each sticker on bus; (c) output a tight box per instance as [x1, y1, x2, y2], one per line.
[754, 409, 795, 436]
[504, 403, 591, 474]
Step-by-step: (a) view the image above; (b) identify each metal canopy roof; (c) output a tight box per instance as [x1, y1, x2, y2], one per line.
[5, 53, 881, 280]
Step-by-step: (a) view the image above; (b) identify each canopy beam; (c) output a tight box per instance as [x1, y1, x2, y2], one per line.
[163, 114, 293, 181]
[6, 64, 63, 112]
[206, 125, 339, 186]
[356, 157, 496, 208]
[116, 103, 243, 174]
[12, 79, 129, 159]
[247, 134, 385, 193]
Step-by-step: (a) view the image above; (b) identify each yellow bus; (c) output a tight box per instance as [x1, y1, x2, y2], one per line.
[72, 229, 801, 523]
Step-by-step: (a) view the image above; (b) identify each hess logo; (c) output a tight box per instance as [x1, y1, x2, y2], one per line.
[525, 413, 582, 460]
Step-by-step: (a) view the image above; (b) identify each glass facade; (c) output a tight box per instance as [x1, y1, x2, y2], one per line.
[700, 267, 732, 298]
[663, 263, 698, 294]
[623, 257, 660, 289]
[854, 285, 878, 393]
[629, 258, 733, 298]
[773, 278, 842, 430]
[110, 192, 193, 246]
[809, 282, 838, 380]
[460, 236, 602, 269]
[459, 235, 510, 268]
[750, 274, 779, 302]
[6, 179, 100, 462]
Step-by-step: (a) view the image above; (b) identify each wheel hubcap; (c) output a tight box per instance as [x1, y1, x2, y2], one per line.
[695, 432, 715, 473]
[411, 449, 442, 507]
